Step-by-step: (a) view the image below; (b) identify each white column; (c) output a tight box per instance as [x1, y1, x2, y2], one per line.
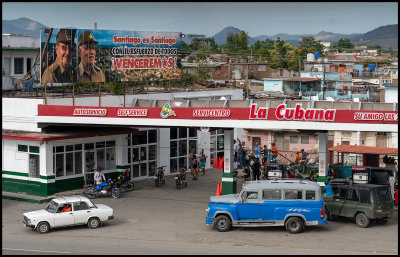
[223, 129, 234, 173]
[318, 132, 329, 177]
[116, 134, 128, 168]
[198, 130, 211, 169]
[392, 132, 398, 148]
[40, 141, 53, 176]
[159, 128, 170, 174]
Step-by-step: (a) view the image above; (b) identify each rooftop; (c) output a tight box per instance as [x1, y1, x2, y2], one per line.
[328, 145, 398, 156]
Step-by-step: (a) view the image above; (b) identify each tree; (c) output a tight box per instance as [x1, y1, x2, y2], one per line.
[332, 38, 354, 50]
[299, 36, 324, 53]
[237, 30, 250, 50]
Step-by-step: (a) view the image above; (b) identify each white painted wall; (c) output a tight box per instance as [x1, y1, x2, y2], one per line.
[45, 89, 244, 107]
[385, 87, 398, 103]
[2, 50, 40, 90]
[2, 139, 40, 174]
[2, 98, 44, 132]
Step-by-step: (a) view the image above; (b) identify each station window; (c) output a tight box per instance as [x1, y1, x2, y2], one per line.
[290, 136, 298, 144]
[301, 136, 309, 144]
[18, 144, 28, 152]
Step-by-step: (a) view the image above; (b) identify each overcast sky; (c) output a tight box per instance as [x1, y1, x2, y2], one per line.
[2, 2, 398, 36]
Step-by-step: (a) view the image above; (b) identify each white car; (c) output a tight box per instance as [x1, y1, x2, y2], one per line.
[23, 195, 114, 233]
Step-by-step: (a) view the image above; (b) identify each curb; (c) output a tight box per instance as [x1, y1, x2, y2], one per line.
[2, 195, 50, 204]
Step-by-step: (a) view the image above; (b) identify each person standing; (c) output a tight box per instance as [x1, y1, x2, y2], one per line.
[262, 145, 269, 163]
[242, 141, 248, 168]
[295, 151, 302, 164]
[254, 141, 261, 159]
[237, 140, 244, 169]
[271, 143, 278, 163]
[191, 154, 199, 180]
[252, 157, 262, 180]
[94, 167, 105, 185]
[233, 139, 239, 160]
[42, 29, 77, 83]
[199, 149, 207, 176]
[75, 30, 105, 83]
[300, 149, 308, 173]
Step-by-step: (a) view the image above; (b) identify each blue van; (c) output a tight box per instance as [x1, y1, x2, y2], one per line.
[206, 180, 328, 233]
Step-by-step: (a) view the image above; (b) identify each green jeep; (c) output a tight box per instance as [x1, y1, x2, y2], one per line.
[324, 184, 394, 228]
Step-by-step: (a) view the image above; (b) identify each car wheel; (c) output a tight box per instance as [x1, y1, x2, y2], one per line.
[214, 215, 232, 232]
[36, 222, 50, 234]
[88, 217, 101, 229]
[355, 212, 369, 228]
[285, 217, 303, 234]
[376, 218, 388, 225]
[125, 182, 134, 191]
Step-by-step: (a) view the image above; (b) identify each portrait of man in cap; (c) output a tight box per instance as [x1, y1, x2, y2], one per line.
[75, 30, 105, 83]
[42, 28, 77, 83]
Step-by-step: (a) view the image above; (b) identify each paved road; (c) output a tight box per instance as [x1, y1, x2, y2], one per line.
[2, 169, 398, 255]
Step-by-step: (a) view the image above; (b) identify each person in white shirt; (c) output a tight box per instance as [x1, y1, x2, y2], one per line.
[233, 158, 240, 170]
[233, 139, 239, 159]
[94, 167, 105, 185]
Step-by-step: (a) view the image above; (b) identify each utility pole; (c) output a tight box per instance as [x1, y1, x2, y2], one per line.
[322, 64, 326, 100]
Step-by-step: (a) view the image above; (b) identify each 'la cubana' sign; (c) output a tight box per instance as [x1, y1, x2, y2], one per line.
[250, 104, 336, 121]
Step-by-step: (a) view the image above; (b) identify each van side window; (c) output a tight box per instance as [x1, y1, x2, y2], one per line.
[262, 189, 281, 200]
[242, 191, 258, 201]
[305, 190, 315, 200]
[284, 190, 303, 200]
[346, 190, 358, 201]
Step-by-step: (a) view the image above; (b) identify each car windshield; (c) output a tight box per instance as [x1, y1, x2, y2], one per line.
[45, 200, 59, 213]
[372, 187, 392, 204]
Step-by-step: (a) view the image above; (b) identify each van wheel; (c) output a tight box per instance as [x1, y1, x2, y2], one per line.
[214, 215, 232, 232]
[36, 222, 50, 234]
[355, 213, 369, 228]
[285, 217, 303, 234]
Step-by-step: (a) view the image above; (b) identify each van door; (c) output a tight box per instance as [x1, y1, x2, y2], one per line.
[237, 190, 261, 221]
[261, 189, 282, 221]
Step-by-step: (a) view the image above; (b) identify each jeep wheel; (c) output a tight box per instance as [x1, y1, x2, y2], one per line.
[325, 207, 335, 221]
[355, 213, 369, 228]
[214, 215, 232, 232]
[37, 222, 50, 234]
[285, 217, 303, 234]
[376, 218, 388, 225]
[88, 217, 101, 229]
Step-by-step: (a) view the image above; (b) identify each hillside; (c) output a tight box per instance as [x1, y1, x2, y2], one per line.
[2, 17, 398, 50]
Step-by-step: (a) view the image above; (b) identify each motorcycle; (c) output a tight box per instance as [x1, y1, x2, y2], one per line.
[115, 170, 134, 192]
[153, 166, 166, 187]
[175, 168, 188, 189]
[293, 168, 318, 182]
[82, 178, 120, 199]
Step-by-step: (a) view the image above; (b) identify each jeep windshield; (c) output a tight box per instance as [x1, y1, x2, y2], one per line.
[45, 200, 59, 213]
[371, 187, 392, 204]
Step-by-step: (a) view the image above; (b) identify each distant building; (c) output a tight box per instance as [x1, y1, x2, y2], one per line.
[2, 34, 40, 91]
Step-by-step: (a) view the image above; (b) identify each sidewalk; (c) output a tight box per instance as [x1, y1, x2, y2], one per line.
[2, 167, 230, 204]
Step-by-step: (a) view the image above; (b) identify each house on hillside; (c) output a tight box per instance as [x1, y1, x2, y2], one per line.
[2, 34, 41, 91]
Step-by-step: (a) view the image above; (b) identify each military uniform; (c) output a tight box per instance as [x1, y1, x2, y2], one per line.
[76, 62, 105, 83]
[41, 29, 77, 84]
[75, 30, 106, 83]
[42, 58, 76, 83]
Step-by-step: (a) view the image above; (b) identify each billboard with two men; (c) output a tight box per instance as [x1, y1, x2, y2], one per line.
[40, 28, 182, 84]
